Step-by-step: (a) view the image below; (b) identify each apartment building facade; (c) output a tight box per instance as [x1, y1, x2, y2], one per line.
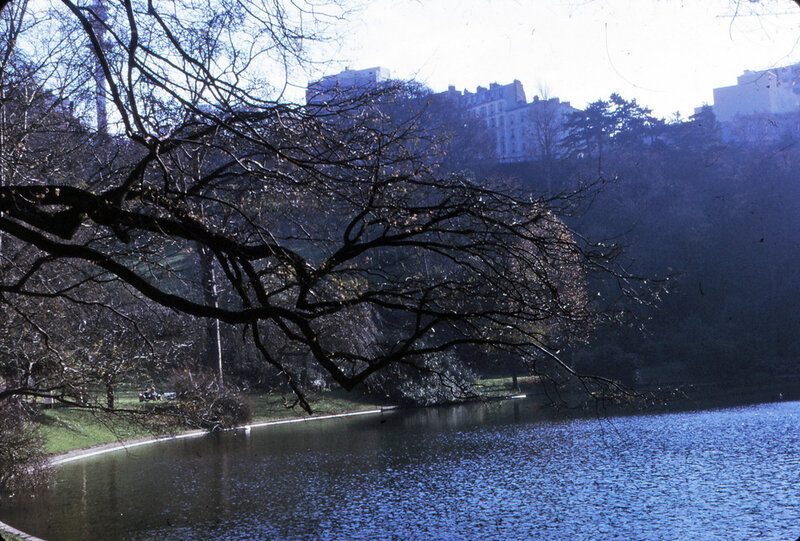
[306, 67, 574, 163]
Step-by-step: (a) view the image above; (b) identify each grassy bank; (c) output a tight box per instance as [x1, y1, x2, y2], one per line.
[34, 377, 536, 456]
[473, 376, 539, 396]
[0, 531, 27, 541]
[35, 388, 386, 456]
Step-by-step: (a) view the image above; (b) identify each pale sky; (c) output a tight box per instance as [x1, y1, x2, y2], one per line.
[304, 0, 800, 119]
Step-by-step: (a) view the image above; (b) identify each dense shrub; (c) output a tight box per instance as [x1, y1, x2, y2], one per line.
[154, 370, 253, 431]
[365, 351, 476, 406]
[0, 399, 46, 497]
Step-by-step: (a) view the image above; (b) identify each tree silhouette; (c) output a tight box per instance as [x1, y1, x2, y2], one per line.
[0, 0, 626, 417]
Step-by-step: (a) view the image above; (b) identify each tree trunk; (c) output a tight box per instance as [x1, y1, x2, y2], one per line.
[199, 244, 224, 382]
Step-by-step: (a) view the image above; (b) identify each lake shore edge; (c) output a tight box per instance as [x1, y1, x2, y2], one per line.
[1, 406, 403, 541]
[4, 378, 797, 541]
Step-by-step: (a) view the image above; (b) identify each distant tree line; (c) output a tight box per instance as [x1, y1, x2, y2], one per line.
[495, 96, 800, 389]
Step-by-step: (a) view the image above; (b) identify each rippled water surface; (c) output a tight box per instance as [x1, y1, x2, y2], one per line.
[2, 400, 800, 540]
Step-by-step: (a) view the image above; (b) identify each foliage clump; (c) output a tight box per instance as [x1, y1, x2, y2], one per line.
[0, 399, 46, 497]
[364, 350, 476, 406]
[153, 371, 253, 431]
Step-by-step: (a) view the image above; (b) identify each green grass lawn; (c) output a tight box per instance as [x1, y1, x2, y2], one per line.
[249, 388, 384, 420]
[35, 390, 170, 454]
[36, 407, 157, 455]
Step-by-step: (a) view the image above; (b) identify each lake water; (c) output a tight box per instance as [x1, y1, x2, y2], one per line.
[2, 400, 799, 540]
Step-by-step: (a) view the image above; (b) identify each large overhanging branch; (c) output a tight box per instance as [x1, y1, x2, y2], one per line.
[0, 0, 645, 416]
[0, 215, 296, 324]
[0, 185, 312, 273]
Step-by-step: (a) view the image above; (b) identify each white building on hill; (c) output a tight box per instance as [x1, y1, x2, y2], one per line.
[306, 66, 392, 105]
[712, 63, 800, 123]
[439, 81, 573, 162]
[306, 67, 574, 163]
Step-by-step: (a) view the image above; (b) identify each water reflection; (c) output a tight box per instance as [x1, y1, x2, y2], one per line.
[1, 401, 799, 540]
